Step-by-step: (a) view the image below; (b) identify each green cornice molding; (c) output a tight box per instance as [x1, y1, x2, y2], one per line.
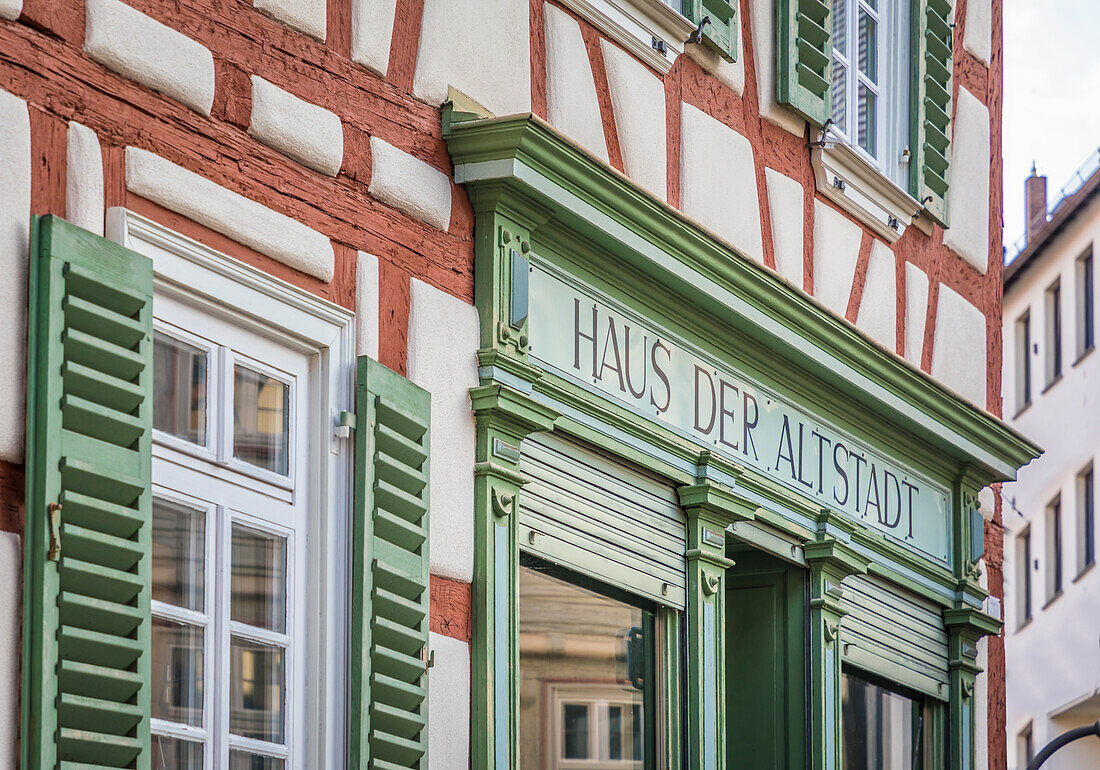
[943, 606, 1003, 639]
[444, 111, 1040, 485]
[678, 482, 756, 526]
[469, 382, 559, 436]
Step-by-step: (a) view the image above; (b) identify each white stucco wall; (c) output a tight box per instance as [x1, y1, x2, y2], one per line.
[0, 89, 29, 465]
[904, 262, 929, 365]
[680, 103, 763, 264]
[942, 88, 992, 274]
[963, 0, 992, 66]
[0, 533, 19, 770]
[428, 632, 471, 770]
[544, 4, 609, 164]
[249, 76, 344, 177]
[368, 137, 453, 231]
[812, 201, 862, 316]
[855, 240, 897, 351]
[356, 251, 379, 360]
[1002, 192, 1100, 770]
[747, 0, 804, 136]
[414, 0, 530, 115]
[601, 39, 667, 200]
[931, 283, 987, 407]
[407, 279, 480, 583]
[66, 121, 105, 236]
[351, 0, 398, 77]
[764, 167, 805, 286]
[253, 0, 326, 41]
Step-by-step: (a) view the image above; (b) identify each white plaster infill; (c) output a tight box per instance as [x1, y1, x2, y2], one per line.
[253, 0, 326, 42]
[84, 0, 215, 116]
[0, 0, 20, 21]
[67, 121, 105, 236]
[553, 0, 696, 75]
[368, 137, 452, 231]
[351, 0, 398, 77]
[812, 141, 922, 244]
[249, 76, 344, 177]
[125, 147, 335, 282]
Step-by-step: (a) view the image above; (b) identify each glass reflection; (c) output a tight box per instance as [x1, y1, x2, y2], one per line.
[152, 733, 203, 770]
[152, 498, 205, 612]
[153, 332, 207, 446]
[233, 365, 289, 475]
[842, 672, 926, 770]
[151, 618, 203, 727]
[519, 559, 655, 769]
[229, 751, 286, 770]
[230, 636, 286, 743]
[231, 525, 287, 633]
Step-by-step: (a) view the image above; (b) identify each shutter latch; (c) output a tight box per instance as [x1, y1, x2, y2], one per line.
[424, 648, 435, 669]
[47, 503, 62, 561]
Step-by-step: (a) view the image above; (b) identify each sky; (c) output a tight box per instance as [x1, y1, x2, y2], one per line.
[1002, 0, 1100, 259]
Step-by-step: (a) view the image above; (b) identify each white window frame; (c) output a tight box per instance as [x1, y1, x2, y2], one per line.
[553, 0, 697, 75]
[1016, 526, 1031, 630]
[108, 208, 355, 770]
[1015, 311, 1032, 415]
[550, 683, 647, 769]
[814, 0, 919, 243]
[1078, 463, 1096, 575]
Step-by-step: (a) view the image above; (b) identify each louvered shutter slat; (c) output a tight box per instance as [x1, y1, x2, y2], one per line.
[22, 215, 153, 770]
[778, 0, 832, 124]
[913, 0, 954, 225]
[350, 356, 431, 770]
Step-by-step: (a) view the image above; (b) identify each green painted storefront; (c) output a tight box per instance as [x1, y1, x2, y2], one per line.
[444, 109, 1039, 769]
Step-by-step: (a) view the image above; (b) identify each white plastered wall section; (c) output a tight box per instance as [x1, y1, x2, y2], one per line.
[544, 3, 610, 164]
[0, 533, 19, 770]
[427, 632, 471, 770]
[1002, 195, 1100, 770]
[0, 88, 29, 465]
[406, 279, 480, 583]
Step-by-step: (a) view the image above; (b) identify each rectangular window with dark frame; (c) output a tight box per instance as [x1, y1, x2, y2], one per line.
[1045, 280, 1062, 386]
[1046, 496, 1063, 603]
[1077, 247, 1094, 358]
[1016, 311, 1032, 413]
[841, 670, 932, 769]
[1019, 723, 1035, 769]
[1079, 464, 1096, 575]
[1017, 527, 1032, 628]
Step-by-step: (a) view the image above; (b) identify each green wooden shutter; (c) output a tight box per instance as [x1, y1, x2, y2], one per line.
[518, 431, 687, 608]
[776, 0, 832, 125]
[22, 215, 154, 769]
[912, 0, 953, 225]
[685, 0, 739, 62]
[841, 574, 949, 699]
[350, 356, 432, 770]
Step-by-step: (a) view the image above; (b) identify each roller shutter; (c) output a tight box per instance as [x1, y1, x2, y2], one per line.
[518, 432, 687, 608]
[842, 574, 949, 699]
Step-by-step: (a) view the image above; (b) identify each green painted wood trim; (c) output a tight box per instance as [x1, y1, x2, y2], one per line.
[351, 356, 432, 770]
[683, 0, 739, 62]
[776, 0, 831, 125]
[443, 112, 1039, 486]
[23, 214, 154, 770]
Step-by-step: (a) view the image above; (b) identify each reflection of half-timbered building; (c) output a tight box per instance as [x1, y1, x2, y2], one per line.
[0, 0, 1037, 768]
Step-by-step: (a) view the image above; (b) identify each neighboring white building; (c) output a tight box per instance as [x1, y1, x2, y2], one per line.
[1003, 156, 1100, 770]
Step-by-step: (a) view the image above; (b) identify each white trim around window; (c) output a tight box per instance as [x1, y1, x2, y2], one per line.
[107, 207, 355, 770]
[555, 0, 696, 74]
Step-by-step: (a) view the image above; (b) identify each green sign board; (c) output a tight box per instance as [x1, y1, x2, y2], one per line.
[528, 262, 951, 564]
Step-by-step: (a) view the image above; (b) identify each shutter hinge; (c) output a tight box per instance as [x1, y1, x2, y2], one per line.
[424, 648, 435, 669]
[47, 503, 62, 561]
[334, 411, 357, 439]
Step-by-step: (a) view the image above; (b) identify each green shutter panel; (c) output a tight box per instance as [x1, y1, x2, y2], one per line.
[22, 215, 154, 769]
[518, 432, 687, 609]
[912, 0, 953, 225]
[350, 356, 431, 770]
[685, 0, 739, 62]
[841, 574, 950, 699]
[776, 0, 832, 125]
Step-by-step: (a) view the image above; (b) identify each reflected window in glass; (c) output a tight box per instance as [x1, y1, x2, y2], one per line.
[233, 365, 290, 476]
[154, 332, 208, 446]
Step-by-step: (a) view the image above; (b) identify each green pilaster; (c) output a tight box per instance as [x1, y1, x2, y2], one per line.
[805, 513, 871, 770]
[678, 455, 753, 770]
[953, 466, 988, 605]
[944, 608, 1002, 770]
[470, 382, 558, 770]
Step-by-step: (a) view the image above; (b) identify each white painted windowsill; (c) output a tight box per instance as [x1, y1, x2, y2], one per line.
[812, 141, 928, 244]
[556, 0, 696, 74]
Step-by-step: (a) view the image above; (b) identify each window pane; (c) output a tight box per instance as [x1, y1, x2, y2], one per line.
[151, 618, 203, 727]
[154, 332, 208, 446]
[231, 525, 287, 632]
[229, 752, 286, 770]
[562, 704, 589, 759]
[857, 85, 877, 156]
[842, 673, 918, 769]
[832, 0, 847, 57]
[831, 62, 848, 135]
[152, 498, 205, 612]
[519, 561, 656, 769]
[857, 10, 877, 81]
[230, 636, 286, 743]
[233, 365, 290, 475]
[152, 733, 203, 770]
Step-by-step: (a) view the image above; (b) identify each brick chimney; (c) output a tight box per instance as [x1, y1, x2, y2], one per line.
[1026, 162, 1048, 244]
